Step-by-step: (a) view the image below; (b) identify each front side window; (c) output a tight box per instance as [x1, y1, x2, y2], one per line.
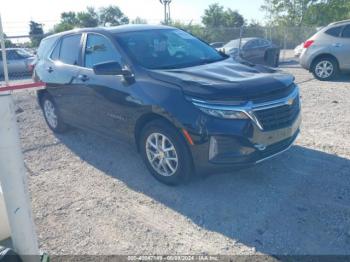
[115, 29, 226, 69]
[59, 34, 82, 65]
[85, 34, 121, 69]
[342, 25, 350, 38]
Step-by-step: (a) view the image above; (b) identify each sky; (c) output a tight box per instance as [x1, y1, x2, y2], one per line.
[1, 0, 265, 37]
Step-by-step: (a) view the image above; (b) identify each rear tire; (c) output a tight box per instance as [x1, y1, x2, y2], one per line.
[41, 93, 68, 133]
[139, 119, 193, 185]
[311, 57, 339, 81]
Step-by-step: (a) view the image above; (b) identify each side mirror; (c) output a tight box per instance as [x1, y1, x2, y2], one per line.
[93, 61, 130, 76]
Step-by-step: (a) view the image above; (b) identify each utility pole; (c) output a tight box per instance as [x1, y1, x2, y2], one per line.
[159, 0, 172, 24]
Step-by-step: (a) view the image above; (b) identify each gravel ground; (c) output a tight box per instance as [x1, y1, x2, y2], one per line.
[10, 64, 350, 256]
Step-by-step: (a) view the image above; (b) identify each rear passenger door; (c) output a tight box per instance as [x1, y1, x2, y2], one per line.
[44, 33, 85, 125]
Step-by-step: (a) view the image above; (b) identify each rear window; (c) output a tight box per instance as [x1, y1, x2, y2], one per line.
[325, 26, 343, 37]
[37, 36, 59, 59]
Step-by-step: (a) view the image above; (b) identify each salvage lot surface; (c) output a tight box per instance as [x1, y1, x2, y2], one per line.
[13, 64, 350, 255]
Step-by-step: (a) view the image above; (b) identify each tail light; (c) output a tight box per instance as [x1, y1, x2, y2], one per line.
[304, 40, 314, 49]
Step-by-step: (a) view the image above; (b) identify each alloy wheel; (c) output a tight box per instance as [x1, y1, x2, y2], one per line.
[145, 132, 178, 177]
[44, 100, 58, 129]
[315, 60, 334, 79]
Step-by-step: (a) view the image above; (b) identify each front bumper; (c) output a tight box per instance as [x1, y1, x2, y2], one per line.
[190, 112, 301, 174]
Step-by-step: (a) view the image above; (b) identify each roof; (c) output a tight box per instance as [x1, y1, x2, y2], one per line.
[329, 19, 350, 26]
[43, 24, 175, 41]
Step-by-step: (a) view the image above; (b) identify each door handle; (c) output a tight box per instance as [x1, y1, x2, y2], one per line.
[47, 66, 53, 73]
[332, 43, 343, 48]
[78, 74, 89, 82]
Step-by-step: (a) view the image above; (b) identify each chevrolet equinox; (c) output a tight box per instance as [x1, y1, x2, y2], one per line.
[34, 25, 301, 185]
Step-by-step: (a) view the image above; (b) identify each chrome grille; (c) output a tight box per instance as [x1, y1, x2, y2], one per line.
[254, 96, 300, 131]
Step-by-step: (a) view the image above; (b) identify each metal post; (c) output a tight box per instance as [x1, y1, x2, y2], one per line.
[0, 15, 9, 86]
[0, 14, 40, 262]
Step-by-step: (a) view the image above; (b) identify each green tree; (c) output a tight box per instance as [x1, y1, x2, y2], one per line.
[53, 12, 78, 33]
[261, 0, 316, 26]
[304, 0, 350, 26]
[99, 5, 129, 26]
[224, 9, 245, 27]
[202, 3, 244, 28]
[29, 21, 44, 47]
[76, 7, 99, 27]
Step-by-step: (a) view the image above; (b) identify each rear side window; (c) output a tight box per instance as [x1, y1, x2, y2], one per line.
[59, 34, 82, 65]
[37, 36, 59, 59]
[341, 25, 350, 38]
[325, 26, 343, 37]
[84, 34, 121, 68]
[50, 41, 60, 61]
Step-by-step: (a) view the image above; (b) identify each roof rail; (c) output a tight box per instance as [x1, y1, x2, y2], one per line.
[329, 19, 350, 26]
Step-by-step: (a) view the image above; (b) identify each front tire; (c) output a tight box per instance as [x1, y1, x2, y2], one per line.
[311, 57, 338, 81]
[41, 94, 68, 133]
[139, 119, 193, 185]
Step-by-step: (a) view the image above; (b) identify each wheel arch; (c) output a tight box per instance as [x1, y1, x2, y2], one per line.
[311, 53, 339, 70]
[134, 112, 194, 154]
[134, 113, 178, 151]
[37, 89, 50, 107]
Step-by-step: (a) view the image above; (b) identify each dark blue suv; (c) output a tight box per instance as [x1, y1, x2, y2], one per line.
[34, 25, 301, 185]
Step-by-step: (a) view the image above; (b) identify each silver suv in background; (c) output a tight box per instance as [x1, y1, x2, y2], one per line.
[300, 20, 350, 81]
[0, 48, 35, 77]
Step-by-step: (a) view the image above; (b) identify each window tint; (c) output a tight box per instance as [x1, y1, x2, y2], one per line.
[325, 26, 342, 37]
[7, 50, 21, 60]
[85, 34, 121, 68]
[59, 34, 82, 65]
[37, 36, 59, 59]
[259, 39, 270, 47]
[245, 40, 258, 49]
[342, 25, 350, 38]
[50, 41, 60, 61]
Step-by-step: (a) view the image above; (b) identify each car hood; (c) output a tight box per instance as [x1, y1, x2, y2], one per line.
[148, 58, 294, 101]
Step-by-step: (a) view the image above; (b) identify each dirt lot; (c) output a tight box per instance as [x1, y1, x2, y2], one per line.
[11, 63, 350, 256]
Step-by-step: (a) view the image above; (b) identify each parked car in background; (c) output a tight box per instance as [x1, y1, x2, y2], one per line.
[221, 37, 280, 67]
[0, 48, 35, 76]
[210, 42, 225, 49]
[294, 43, 303, 58]
[300, 19, 350, 81]
[34, 25, 301, 185]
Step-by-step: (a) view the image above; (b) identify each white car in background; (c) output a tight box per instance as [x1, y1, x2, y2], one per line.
[294, 43, 304, 58]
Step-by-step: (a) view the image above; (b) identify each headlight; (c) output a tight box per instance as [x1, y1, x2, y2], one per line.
[196, 106, 249, 119]
[191, 100, 249, 120]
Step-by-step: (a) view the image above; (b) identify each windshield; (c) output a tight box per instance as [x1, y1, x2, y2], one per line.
[223, 39, 248, 50]
[115, 29, 227, 69]
[15, 49, 33, 58]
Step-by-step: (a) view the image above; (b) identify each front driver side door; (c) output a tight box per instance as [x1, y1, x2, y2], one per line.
[76, 33, 136, 138]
